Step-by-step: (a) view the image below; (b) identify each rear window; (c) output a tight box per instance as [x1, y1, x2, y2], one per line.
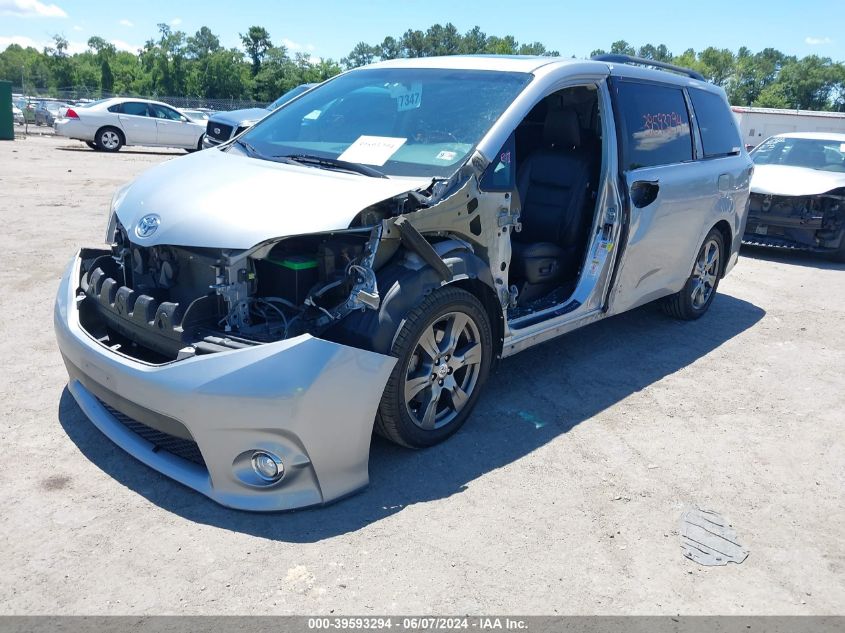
[688, 88, 741, 158]
[121, 102, 149, 117]
[613, 81, 693, 170]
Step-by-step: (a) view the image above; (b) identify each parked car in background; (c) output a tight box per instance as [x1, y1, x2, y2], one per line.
[54, 97, 207, 152]
[202, 83, 316, 148]
[35, 100, 72, 126]
[14, 97, 36, 123]
[743, 132, 845, 260]
[12, 104, 25, 125]
[179, 108, 214, 124]
[55, 54, 751, 511]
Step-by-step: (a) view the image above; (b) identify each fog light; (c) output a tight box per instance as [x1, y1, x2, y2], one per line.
[251, 451, 284, 482]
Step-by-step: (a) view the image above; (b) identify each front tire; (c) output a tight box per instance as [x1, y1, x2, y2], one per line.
[85, 141, 98, 150]
[376, 286, 493, 448]
[96, 127, 123, 152]
[663, 228, 724, 320]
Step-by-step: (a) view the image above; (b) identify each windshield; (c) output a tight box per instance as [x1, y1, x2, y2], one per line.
[267, 84, 313, 111]
[239, 68, 532, 178]
[752, 136, 845, 173]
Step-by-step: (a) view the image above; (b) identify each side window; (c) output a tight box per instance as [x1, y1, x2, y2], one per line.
[688, 88, 741, 158]
[151, 104, 183, 121]
[479, 133, 515, 192]
[613, 80, 693, 170]
[107, 103, 123, 114]
[121, 102, 150, 117]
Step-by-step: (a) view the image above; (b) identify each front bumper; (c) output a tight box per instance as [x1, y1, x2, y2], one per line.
[202, 135, 223, 149]
[54, 252, 396, 511]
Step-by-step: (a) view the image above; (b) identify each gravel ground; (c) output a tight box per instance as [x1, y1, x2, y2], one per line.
[1, 135, 843, 615]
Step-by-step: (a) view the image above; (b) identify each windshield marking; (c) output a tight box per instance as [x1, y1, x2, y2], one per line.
[337, 135, 408, 166]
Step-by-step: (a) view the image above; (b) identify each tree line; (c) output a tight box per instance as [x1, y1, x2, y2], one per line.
[1, 23, 843, 111]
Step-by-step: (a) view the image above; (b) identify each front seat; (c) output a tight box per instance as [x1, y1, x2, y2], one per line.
[511, 108, 593, 304]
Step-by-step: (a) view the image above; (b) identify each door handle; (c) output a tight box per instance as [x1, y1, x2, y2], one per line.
[631, 180, 659, 208]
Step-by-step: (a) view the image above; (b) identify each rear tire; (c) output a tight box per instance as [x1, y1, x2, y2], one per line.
[663, 228, 724, 320]
[96, 127, 123, 152]
[375, 286, 493, 448]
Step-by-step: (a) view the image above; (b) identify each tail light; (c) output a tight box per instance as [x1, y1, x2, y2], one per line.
[65, 108, 79, 119]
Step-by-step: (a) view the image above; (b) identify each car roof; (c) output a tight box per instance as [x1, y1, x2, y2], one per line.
[365, 54, 719, 92]
[93, 97, 179, 109]
[772, 132, 845, 142]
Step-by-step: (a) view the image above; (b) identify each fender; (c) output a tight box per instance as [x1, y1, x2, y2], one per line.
[324, 241, 495, 355]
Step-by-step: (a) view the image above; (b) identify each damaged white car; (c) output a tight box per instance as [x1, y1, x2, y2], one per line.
[55, 55, 752, 510]
[744, 132, 845, 260]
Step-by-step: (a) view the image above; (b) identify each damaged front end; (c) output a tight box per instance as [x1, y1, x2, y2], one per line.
[744, 188, 845, 252]
[79, 219, 387, 363]
[55, 168, 500, 510]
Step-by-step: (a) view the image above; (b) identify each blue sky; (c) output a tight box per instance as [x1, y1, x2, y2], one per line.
[1, 0, 843, 62]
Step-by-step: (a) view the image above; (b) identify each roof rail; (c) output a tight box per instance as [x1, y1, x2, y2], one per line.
[591, 54, 706, 82]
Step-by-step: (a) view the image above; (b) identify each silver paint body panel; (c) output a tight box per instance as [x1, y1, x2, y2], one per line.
[55, 55, 751, 510]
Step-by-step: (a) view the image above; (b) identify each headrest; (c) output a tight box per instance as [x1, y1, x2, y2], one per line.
[543, 108, 580, 149]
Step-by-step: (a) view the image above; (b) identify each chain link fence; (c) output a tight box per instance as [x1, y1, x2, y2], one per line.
[11, 86, 266, 112]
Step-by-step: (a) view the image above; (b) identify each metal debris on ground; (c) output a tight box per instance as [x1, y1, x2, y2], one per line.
[679, 508, 749, 566]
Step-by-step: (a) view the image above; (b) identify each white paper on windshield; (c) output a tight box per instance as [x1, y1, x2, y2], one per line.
[338, 135, 407, 166]
[840, 143, 845, 153]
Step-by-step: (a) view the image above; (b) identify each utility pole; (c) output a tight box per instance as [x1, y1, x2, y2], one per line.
[21, 65, 27, 135]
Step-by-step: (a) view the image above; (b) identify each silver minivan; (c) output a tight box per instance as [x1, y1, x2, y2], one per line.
[55, 54, 752, 511]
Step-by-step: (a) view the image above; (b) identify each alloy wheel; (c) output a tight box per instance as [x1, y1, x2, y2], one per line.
[691, 238, 720, 309]
[403, 311, 483, 430]
[100, 131, 120, 150]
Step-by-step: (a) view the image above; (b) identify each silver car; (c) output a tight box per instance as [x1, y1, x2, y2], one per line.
[55, 54, 752, 511]
[54, 97, 206, 152]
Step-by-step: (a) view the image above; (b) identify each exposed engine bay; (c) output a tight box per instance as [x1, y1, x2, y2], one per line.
[745, 189, 845, 250]
[78, 221, 389, 363]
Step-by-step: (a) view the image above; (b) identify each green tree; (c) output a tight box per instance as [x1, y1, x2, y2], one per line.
[610, 40, 636, 56]
[400, 29, 427, 58]
[377, 36, 401, 61]
[341, 42, 377, 69]
[460, 26, 487, 54]
[187, 26, 221, 59]
[241, 26, 273, 76]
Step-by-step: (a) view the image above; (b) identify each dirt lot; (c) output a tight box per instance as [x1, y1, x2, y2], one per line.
[1, 134, 843, 615]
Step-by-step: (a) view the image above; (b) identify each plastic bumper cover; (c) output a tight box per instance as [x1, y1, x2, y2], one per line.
[54, 252, 396, 511]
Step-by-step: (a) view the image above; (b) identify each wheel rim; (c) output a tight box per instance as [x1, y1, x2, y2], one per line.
[691, 238, 720, 309]
[403, 311, 483, 431]
[101, 131, 119, 149]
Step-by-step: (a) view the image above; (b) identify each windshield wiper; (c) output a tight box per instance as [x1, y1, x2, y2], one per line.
[273, 154, 388, 179]
[231, 138, 264, 158]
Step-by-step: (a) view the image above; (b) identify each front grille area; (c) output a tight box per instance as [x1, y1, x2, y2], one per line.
[205, 121, 233, 142]
[97, 398, 207, 468]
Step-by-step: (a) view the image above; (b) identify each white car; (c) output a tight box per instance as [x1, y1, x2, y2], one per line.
[743, 132, 845, 260]
[12, 104, 25, 125]
[54, 97, 206, 152]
